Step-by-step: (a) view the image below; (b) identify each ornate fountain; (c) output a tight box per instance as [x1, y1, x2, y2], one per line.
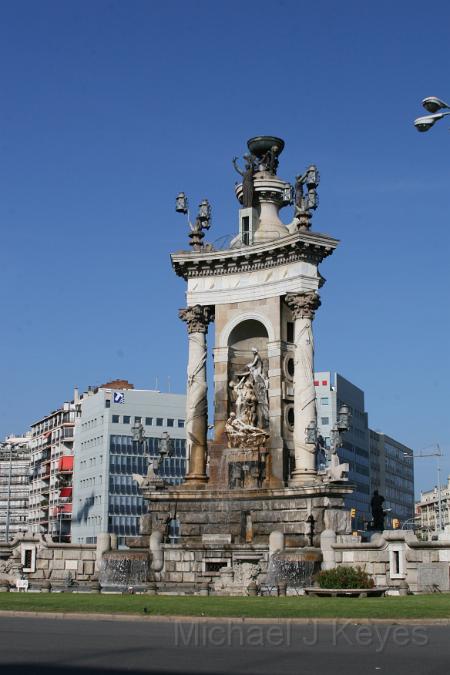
[134, 136, 352, 593]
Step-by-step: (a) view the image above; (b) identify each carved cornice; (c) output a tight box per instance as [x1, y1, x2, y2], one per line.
[171, 231, 338, 280]
[179, 305, 215, 333]
[285, 291, 321, 320]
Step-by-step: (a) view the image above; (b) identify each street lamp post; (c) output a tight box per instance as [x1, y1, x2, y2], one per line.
[414, 96, 450, 132]
[131, 422, 173, 477]
[330, 404, 352, 458]
[405, 445, 444, 532]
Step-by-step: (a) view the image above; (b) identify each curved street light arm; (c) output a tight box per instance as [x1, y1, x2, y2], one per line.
[414, 111, 450, 132]
[422, 96, 450, 113]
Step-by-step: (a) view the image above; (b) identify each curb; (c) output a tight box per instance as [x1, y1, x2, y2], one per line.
[1, 611, 450, 625]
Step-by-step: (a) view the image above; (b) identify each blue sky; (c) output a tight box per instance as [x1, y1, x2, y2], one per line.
[1, 0, 449, 495]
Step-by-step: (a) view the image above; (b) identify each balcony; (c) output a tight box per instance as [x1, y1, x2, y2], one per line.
[55, 478, 72, 489]
[51, 504, 72, 517]
[57, 456, 74, 473]
[60, 425, 75, 441]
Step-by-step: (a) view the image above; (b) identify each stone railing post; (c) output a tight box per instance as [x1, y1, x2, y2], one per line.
[179, 304, 214, 485]
[285, 291, 321, 484]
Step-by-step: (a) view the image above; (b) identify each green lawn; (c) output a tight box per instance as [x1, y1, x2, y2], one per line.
[1, 593, 450, 619]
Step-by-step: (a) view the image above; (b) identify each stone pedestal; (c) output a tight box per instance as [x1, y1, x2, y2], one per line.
[142, 482, 352, 547]
[234, 173, 291, 243]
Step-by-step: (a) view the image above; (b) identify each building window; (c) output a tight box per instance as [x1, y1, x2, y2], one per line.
[320, 397, 329, 405]
[24, 550, 33, 569]
[22, 548, 36, 573]
[389, 547, 405, 578]
[321, 417, 329, 425]
[145, 417, 153, 426]
[123, 416, 130, 424]
[167, 418, 174, 427]
[178, 419, 185, 428]
[242, 215, 250, 245]
[134, 416, 141, 424]
[168, 517, 180, 543]
[112, 415, 120, 423]
[287, 406, 294, 429]
[105, 399, 111, 408]
[287, 357, 294, 378]
[156, 418, 163, 426]
[287, 322, 294, 343]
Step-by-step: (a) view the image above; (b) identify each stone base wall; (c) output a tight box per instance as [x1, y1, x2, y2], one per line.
[141, 484, 352, 548]
[1, 532, 98, 588]
[325, 530, 450, 593]
[160, 543, 270, 588]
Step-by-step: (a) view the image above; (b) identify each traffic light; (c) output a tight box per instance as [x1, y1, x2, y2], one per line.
[350, 508, 356, 518]
[392, 518, 400, 529]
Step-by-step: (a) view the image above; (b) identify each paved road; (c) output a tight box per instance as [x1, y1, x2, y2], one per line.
[0, 616, 449, 674]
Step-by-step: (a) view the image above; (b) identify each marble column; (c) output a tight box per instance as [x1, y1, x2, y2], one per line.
[284, 291, 321, 484]
[179, 304, 214, 485]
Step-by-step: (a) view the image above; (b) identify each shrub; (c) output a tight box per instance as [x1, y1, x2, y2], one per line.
[316, 565, 375, 589]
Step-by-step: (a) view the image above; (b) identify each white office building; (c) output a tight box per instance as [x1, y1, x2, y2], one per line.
[71, 381, 186, 545]
[314, 372, 370, 528]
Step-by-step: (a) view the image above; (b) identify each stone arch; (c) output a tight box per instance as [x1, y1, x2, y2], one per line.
[227, 319, 268, 348]
[219, 313, 275, 348]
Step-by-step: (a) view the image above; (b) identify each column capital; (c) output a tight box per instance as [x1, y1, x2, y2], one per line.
[179, 304, 215, 334]
[285, 291, 321, 320]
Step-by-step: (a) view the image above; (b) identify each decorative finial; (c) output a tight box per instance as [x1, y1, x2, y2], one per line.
[246, 136, 285, 175]
[294, 165, 320, 230]
[175, 193, 212, 251]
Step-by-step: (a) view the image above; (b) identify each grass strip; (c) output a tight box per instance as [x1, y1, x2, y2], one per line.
[1, 593, 450, 619]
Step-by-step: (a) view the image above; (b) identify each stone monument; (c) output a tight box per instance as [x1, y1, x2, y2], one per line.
[137, 136, 353, 591]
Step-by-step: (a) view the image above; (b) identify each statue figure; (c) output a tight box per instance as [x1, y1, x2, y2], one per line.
[0, 557, 23, 585]
[246, 347, 263, 379]
[131, 422, 146, 444]
[230, 348, 269, 431]
[232, 154, 255, 208]
[323, 453, 349, 482]
[316, 434, 327, 471]
[259, 145, 279, 174]
[245, 348, 269, 428]
[229, 375, 247, 419]
[225, 412, 269, 449]
[242, 379, 258, 427]
[158, 432, 173, 462]
[133, 464, 164, 489]
[371, 490, 385, 530]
